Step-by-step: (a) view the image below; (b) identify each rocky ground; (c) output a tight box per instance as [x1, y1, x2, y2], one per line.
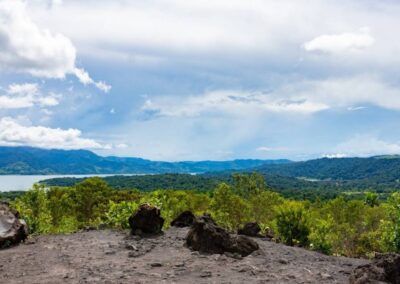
[0, 227, 369, 284]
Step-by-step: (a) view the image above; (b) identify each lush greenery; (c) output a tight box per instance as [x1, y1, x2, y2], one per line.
[0, 146, 288, 174]
[41, 172, 398, 201]
[9, 174, 400, 258]
[256, 156, 400, 190]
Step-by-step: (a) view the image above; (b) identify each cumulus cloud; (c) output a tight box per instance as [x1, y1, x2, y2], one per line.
[0, 117, 105, 149]
[334, 135, 400, 157]
[0, 0, 110, 92]
[0, 83, 59, 109]
[304, 28, 374, 54]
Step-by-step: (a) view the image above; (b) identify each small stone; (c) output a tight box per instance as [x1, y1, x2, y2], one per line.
[278, 258, 288, 264]
[125, 244, 137, 251]
[128, 251, 140, 258]
[150, 262, 163, 267]
[105, 250, 116, 255]
[321, 273, 333, 280]
[200, 271, 212, 278]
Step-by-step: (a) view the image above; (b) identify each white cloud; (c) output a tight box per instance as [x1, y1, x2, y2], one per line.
[7, 83, 39, 95]
[0, 117, 105, 149]
[304, 28, 374, 54]
[334, 135, 400, 157]
[323, 153, 347, 158]
[142, 90, 329, 117]
[256, 147, 272, 152]
[0, 0, 110, 92]
[0, 83, 60, 109]
[73, 68, 111, 92]
[347, 106, 366, 111]
[142, 75, 400, 118]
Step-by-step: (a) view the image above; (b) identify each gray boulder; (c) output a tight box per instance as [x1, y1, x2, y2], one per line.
[128, 204, 164, 236]
[186, 215, 259, 257]
[0, 202, 28, 249]
[349, 253, 400, 284]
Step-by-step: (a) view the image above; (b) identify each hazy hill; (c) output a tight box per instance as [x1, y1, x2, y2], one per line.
[256, 156, 400, 181]
[0, 146, 290, 174]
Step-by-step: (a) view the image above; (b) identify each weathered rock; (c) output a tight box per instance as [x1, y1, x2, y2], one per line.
[0, 202, 28, 249]
[171, 211, 196, 227]
[186, 215, 259, 257]
[349, 253, 400, 284]
[238, 222, 262, 237]
[128, 204, 164, 236]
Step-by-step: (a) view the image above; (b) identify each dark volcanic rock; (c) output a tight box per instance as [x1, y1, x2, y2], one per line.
[171, 211, 195, 228]
[238, 222, 262, 237]
[349, 253, 400, 284]
[128, 204, 164, 236]
[186, 215, 259, 257]
[0, 201, 28, 248]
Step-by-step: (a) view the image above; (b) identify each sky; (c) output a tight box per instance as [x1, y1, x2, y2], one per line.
[0, 0, 400, 161]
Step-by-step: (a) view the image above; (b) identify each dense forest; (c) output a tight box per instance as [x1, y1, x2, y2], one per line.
[8, 174, 400, 258]
[40, 172, 397, 201]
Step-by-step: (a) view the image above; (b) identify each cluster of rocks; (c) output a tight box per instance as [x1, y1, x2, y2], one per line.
[186, 215, 259, 257]
[127, 204, 259, 257]
[127, 204, 400, 283]
[349, 253, 400, 284]
[0, 202, 28, 249]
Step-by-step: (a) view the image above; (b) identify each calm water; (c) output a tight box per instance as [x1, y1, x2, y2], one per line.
[0, 175, 118, 192]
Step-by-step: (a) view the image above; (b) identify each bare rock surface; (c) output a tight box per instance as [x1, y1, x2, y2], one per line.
[0, 202, 28, 248]
[349, 253, 400, 284]
[0, 227, 369, 284]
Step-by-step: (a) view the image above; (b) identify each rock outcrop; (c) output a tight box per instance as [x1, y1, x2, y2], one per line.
[349, 253, 400, 284]
[128, 204, 164, 236]
[238, 222, 262, 237]
[170, 211, 195, 227]
[0, 202, 28, 248]
[186, 215, 259, 257]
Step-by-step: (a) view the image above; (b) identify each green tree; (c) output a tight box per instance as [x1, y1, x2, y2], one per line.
[364, 192, 379, 207]
[73, 177, 112, 225]
[210, 183, 250, 230]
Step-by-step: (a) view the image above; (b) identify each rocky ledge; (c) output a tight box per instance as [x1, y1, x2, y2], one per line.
[0, 227, 370, 284]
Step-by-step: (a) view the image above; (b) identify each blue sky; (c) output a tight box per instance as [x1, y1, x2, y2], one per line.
[0, 0, 400, 161]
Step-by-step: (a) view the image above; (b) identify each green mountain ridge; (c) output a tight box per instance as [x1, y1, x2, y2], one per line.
[0, 146, 290, 174]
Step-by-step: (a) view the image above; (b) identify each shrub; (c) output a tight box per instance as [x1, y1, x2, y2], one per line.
[276, 202, 310, 247]
[106, 201, 139, 229]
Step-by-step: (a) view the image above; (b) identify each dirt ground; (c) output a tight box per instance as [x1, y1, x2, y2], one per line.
[0, 227, 369, 283]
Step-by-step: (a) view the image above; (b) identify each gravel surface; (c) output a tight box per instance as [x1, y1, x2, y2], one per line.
[0, 227, 369, 283]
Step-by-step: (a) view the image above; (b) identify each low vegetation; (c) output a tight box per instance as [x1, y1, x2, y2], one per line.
[8, 174, 400, 258]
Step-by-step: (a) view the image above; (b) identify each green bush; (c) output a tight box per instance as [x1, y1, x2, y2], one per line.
[106, 201, 139, 229]
[276, 202, 310, 247]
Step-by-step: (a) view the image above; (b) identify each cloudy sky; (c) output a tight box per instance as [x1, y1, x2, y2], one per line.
[0, 0, 400, 161]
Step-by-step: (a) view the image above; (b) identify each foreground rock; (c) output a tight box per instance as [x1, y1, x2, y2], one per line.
[349, 253, 400, 284]
[186, 215, 259, 257]
[128, 204, 164, 236]
[0, 202, 28, 249]
[171, 211, 195, 227]
[238, 222, 262, 237]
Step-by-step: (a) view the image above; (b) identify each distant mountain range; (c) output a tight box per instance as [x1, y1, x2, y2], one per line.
[0, 146, 290, 174]
[256, 156, 400, 181]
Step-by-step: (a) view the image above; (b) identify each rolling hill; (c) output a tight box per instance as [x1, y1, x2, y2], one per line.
[0, 146, 290, 174]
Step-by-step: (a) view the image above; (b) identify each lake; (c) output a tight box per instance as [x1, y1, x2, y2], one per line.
[0, 175, 120, 192]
